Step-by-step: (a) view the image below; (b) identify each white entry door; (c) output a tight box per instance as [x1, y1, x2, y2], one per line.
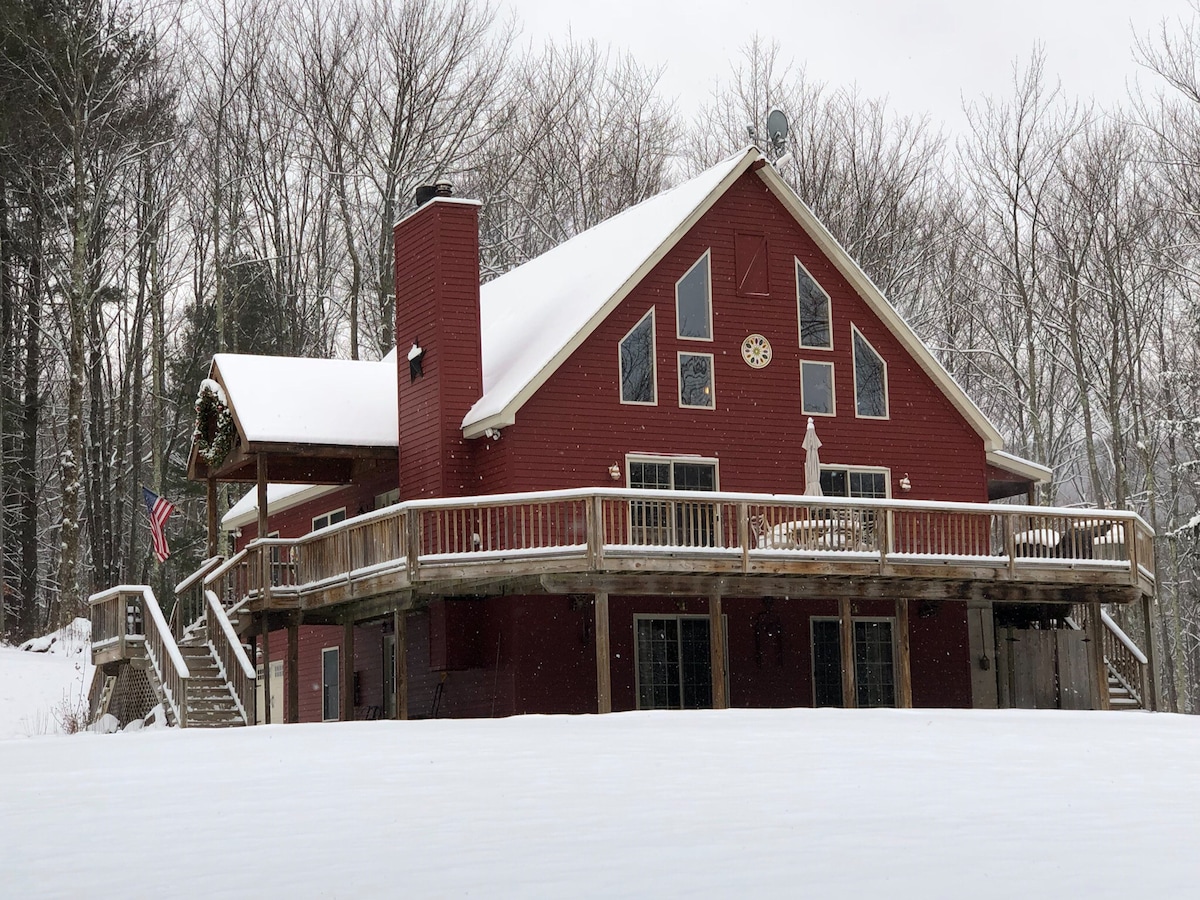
[256, 660, 285, 723]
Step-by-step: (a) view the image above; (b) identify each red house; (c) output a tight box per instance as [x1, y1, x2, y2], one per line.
[89, 148, 1159, 728]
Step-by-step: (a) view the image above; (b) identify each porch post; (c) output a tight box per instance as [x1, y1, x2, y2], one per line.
[839, 598, 857, 709]
[1141, 594, 1159, 712]
[261, 614, 272, 725]
[206, 476, 219, 557]
[342, 618, 355, 721]
[1089, 601, 1110, 710]
[709, 593, 727, 709]
[256, 454, 269, 543]
[287, 614, 300, 724]
[894, 598, 913, 708]
[393, 607, 409, 720]
[594, 592, 611, 713]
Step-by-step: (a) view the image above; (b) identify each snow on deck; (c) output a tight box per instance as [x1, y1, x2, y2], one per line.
[1, 708, 1199, 897]
[214, 352, 398, 447]
[465, 148, 753, 429]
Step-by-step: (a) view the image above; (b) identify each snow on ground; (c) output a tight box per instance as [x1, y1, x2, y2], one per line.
[0, 618, 93, 739]
[2, 707, 1200, 898]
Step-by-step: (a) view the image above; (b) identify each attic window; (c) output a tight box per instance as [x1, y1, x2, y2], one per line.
[676, 251, 712, 340]
[852, 326, 888, 418]
[797, 259, 832, 350]
[800, 360, 835, 416]
[620, 309, 657, 404]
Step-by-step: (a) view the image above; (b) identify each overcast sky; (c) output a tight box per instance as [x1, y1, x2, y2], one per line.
[506, 0, 1193, 134]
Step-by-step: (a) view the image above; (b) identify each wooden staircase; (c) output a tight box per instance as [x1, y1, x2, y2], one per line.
[89, 583, 256, 729]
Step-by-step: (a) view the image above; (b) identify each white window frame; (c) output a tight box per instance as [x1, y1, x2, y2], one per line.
[818, 465, 892, 498]
[678, 351, 716, 409]
[809, 615, 897, 708]
[619, 308, 658, 406]
[633, 613, 729, 710]
[796, 257, 833, 350]
[675, 250, 713, 342]
[374, 488, 400, 510]
[312, 507, 347, 532]
[625, 454, 721, 491]
[800, 360, 836, 417]
[851, 324, 889, 420]
[321, 646, 340, 722]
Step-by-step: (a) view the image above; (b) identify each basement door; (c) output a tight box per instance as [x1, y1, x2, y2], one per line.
[996, 628, 1094, 709]
[255, 660, 284, 724]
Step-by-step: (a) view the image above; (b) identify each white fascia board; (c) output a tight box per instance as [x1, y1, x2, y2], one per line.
[461, 148, 760, 439]
[221, 483, 341, 531]
[754, 164, 1007, 453]
[986, 450, 1053, 484]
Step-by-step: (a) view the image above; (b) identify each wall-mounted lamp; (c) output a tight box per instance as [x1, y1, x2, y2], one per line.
[899, 473, 911, 492]
[608, 462, 622, 481]
[407, 338, 424, 382]
[484, 427, 500, 441]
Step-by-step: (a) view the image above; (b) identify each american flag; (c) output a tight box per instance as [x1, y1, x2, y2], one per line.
[142, 487, 176, 563]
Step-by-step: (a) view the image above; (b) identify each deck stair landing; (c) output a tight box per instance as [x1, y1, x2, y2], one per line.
[88, 584, 256, 729]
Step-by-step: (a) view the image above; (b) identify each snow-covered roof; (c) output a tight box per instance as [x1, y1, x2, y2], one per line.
[986, 450, 1052, 484]
[222, 483, 340, 530]
[464, 148, 755, 434]
[214, 352, 397, 447]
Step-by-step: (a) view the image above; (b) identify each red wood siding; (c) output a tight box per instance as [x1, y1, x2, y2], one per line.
[395, 200, 483, 500]
[265, 623, 385, 722]
[475, 170, 987, 503]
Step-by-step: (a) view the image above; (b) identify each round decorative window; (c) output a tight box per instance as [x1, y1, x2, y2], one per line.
[741, 333, 772, 368]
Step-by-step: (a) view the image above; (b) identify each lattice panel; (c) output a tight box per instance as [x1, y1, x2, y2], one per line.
[108, 664, 159, 726]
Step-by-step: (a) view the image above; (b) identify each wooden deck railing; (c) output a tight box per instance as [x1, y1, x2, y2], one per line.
[89, 586, 191, 726]
[173, 556, 225, 638]
[204, 590, 256, 725]
[196, 489, 1156, 609]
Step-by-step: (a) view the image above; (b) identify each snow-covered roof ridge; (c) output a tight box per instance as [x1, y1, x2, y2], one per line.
[464, 147, 758, 435]
[214, 352, 398, 447]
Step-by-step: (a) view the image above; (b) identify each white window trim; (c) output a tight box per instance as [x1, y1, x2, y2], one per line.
[797, 257, 833, 351]
[678, 351, 716, 409]
[618, 307, 658, 406]
[800, 359, 836, 417]
[321, 646, 340, 722]
[312, 507, 347, 532]
[818, 465, 892, 498]
[624, 454, 721, 490]
[809, 615, 897, 708]
[851, 324, 890, 420]
[633, 613, 729, 710]
[675, 250, 713, 342]
[374, 488, 400, 510]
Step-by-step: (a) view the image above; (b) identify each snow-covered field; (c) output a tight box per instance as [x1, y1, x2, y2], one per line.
[0, 619, 93, 740]
[2, 634, 1199, 898]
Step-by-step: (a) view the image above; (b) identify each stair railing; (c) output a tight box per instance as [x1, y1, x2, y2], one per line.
[173, 556, 225, 639]
[204, 589, 256, 725]
[1099, 608, 1148, 708]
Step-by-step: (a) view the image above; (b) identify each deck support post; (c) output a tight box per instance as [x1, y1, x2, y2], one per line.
[287, 615, 299, 724]
[1089, 601, 1110, 710]
[393, 607, 408, 720]
[709, 593, 727, 709]
[895, 598, 913, 708]
[342, 618, 355, 721]
[1141, 593, 1159, 712]
[595, 592, 611, 713]
[206, 476, 218, 558]
[256, 454, 269, 545]
[839, 598, 857, 709]
[261, 614, 272, 725]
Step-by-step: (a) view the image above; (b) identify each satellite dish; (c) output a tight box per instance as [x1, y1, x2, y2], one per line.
[766, 107, 789, 152]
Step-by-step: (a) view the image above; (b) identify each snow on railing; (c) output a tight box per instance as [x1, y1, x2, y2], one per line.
[204, 589, 256, 725]
[182, 488, 1157, 612]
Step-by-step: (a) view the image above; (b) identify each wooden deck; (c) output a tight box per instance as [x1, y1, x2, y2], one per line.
[198, 488, 1156, 622]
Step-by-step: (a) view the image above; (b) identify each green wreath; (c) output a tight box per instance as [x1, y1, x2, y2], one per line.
[193, 380, 235, 468]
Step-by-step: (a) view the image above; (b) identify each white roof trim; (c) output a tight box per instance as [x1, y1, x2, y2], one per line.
[222, 483, 341, 531]
[752, 163, 1007, 453]
[462, 147, 760, 438]
[986, 450, 1053, 484]
[394, 195, 482, 228]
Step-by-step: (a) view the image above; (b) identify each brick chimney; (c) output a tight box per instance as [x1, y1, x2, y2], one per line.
[394, 186, 483, 499]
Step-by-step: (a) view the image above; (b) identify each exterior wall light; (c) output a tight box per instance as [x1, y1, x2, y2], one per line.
[899, 473, 912, 492]
[608, 463, 621, 481]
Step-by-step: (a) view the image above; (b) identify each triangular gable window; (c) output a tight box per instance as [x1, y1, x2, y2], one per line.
[676, 251, 712, 340]
[852, 326, 888, 418]
[620, 309, 657, 405]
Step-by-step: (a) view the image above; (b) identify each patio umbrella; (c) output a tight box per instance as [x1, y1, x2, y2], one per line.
[803, 417, 823, 496]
